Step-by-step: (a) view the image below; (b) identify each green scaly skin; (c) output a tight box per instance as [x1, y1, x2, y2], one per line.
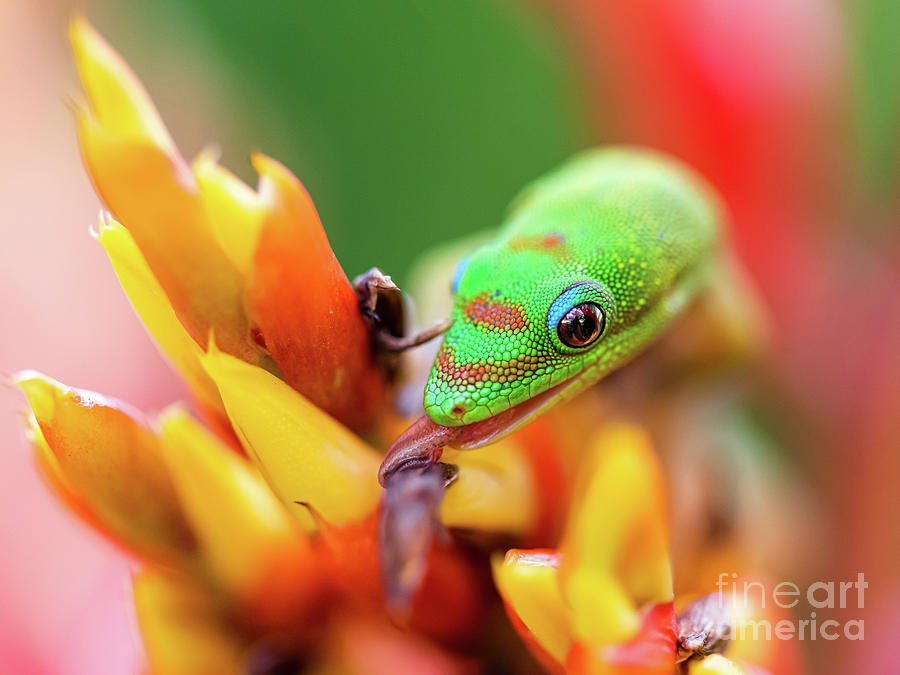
[423, 147, 722, 431]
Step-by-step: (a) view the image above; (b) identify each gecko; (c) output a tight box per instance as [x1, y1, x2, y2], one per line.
[378, 147, 726, 486]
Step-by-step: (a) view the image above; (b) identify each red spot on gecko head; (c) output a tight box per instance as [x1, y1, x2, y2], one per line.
[465, 298, 527, 332]
[542, 233, 564, 248]
[508, 232, 566, 253]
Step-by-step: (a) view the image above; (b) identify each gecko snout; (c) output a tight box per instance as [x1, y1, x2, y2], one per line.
[423, 390, 480, 427]
[449, 402, 468, 419]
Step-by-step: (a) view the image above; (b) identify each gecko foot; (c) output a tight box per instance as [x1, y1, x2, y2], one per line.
[353, 267, 450, 380]
[675, 592, 734, 664]
[375, 318, 452, 352]
[378, 463, 457, 616]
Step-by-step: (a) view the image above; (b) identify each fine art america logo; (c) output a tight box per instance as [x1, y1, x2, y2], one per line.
[714, 572, 867, 641]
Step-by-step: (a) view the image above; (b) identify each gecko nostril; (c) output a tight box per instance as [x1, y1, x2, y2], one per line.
[450, 403, 467, 417]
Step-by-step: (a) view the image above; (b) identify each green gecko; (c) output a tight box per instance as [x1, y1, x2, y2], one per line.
[378, 147, 725, 485]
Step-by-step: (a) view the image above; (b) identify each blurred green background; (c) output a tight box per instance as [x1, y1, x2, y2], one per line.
[91, 0, 588, 285]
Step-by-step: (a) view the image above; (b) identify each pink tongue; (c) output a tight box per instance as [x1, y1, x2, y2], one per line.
[378, 378, 574, 485]
[378, 415, 464, 485]
[377, 406, 534, 485]
[379, 380, 573, 485]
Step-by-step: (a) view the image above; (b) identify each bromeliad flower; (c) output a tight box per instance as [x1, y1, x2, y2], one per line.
[493, 422, 803, 675]
[16, 17, 561, 673]
[15, 16, 798, 675]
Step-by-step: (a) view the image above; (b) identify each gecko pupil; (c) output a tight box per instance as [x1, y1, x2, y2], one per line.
[558, 303, 605, 348]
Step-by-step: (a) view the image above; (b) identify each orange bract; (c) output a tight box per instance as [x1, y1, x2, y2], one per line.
[71, 16, 387, 433]
[72, 19, 265, 368]
[248, 155, 386, 430]
[492, 423, 788, 675]
[16, 372, 195, 565]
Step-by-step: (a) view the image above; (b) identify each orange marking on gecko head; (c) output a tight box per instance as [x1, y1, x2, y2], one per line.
[465, 298, 527, 332]
[542, 233, 564, 248]
[508, 232, 566, 252]
[436, 347, 489, 383]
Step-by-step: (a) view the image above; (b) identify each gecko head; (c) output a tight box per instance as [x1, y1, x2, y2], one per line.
[422, 259, 620, 445]
[420, 147, 720, 447]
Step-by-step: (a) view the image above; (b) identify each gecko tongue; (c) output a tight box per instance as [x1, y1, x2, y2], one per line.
[378, 377, 573, 485]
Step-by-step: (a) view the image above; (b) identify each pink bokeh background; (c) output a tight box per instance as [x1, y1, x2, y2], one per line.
[0, 3, 181, 671]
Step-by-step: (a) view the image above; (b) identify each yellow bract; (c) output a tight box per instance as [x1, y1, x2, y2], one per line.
[70, 15, 175, 153]
[193, 149, 266, 279]
[492, 551, 571, 663]
[134, 569, 247, 675]
[564, 568, 643, 647]
[442, 442, 536, 534]
[561, 423, 673, 647]
[200, 345, 382, 530]
[157, 408, 310, 600]
[71, 15, 269, 370]
[688, 654, 746, 675]
[95, 218, 224, 414]
[492, 421, 675, 668]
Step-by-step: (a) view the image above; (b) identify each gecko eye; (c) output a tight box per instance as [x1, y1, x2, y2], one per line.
[557, 303, 605, 348]
[547, 281, 613, 353]
[451, 256, 470, 295]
